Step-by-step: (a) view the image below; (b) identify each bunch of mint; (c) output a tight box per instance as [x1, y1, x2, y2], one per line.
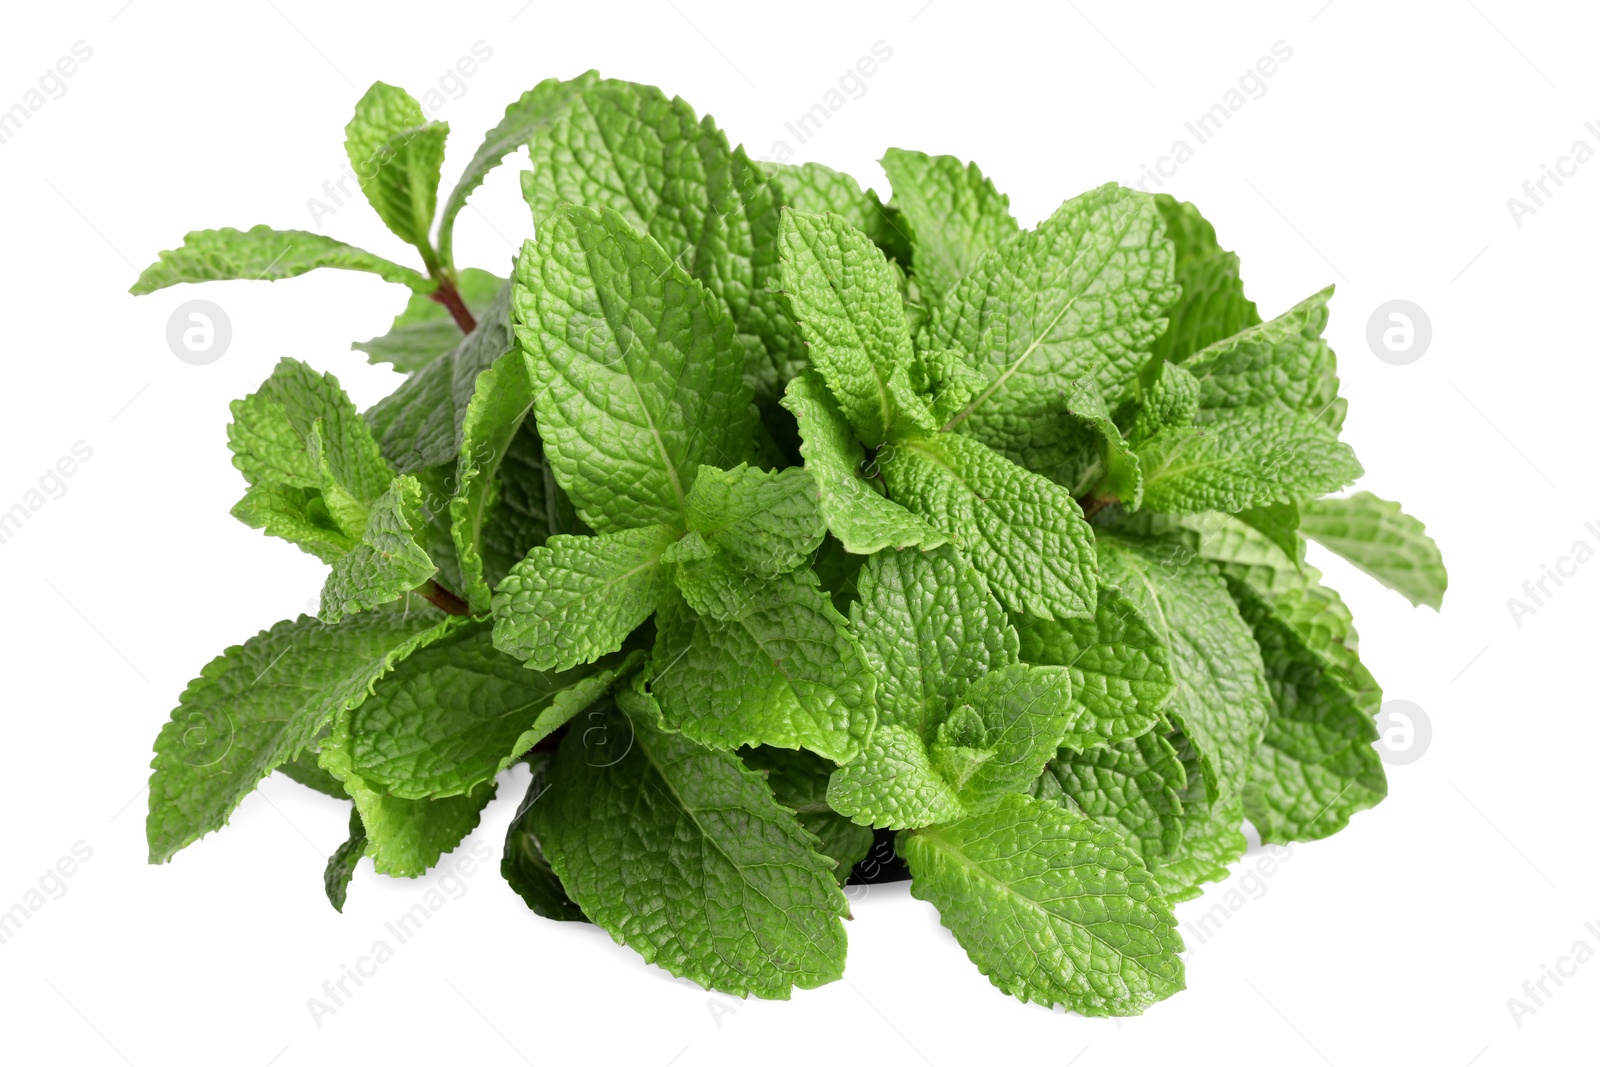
[136, 73, 1447, 1016]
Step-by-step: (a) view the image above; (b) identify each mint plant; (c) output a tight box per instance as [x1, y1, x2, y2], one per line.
[136, 73, 1447, 1016]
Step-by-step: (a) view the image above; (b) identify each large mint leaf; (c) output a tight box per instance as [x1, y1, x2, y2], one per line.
[1061, 375, 1142, 506]
[513, 204, 755, 532]
[336, 620, 637, 799]
[521, 79, 799, 402]
[319, 476, 436, 622]
[1149, 732, 1247, 902]
[1230, 579, 1386, 842]
[146, 611, 454, 863]
[1300, 492, 1447, 609]
[492, 525, 679, 672]
[685, 464, 825, 576]
[344, 82, 448, 262]
[1032, 731, 1187, 861]
[780, 371, 945, 554]
[777, 209, 927, 445]
[743, 746, 874, 886]
[650, 570, 876, 763]
[1138, 407, 1363, 515]
[761, 161, 906, 262]
[1096, 535, 1271, 804]
[929, 184, 1176, 476]
[1014, 579, 1174, 747]
[450, 346, 536, 613]
[530, 683, 849, 998]
[353, 267, 503, 372]
[1182, 287, 1339, 415]
[437, 71, 600, 267]
[900, 793, 1184, 1016]
[502, 753, 587, 921]
[879, 430, 1096, 619]
[1148, 194, 1260, 363]
[949, 663, 1075, 810]
[878, 149, 1019, 305]
[129, 226, 429, 295]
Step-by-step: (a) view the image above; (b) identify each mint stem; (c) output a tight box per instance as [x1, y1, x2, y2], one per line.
[419, 579, 471, 616]
[429, 279, 477, 333]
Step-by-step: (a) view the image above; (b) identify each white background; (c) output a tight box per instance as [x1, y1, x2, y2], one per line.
[2, 2, 1596, 1064]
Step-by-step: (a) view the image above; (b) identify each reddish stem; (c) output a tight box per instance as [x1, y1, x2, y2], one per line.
[429, 280, 477, 334]
[420, 579, 471, 616]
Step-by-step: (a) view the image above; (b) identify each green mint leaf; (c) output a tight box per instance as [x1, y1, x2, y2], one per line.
[1182, 287, 1340, 415]
[929, 184, 1176, 476]
[777, 209, 927, 444]
[230, 485, 354, 564]
[1014, 579, 1175, 748]
[530, 683, 849, 998]
[324, 807, 366, 912]
[1229, 579, 1386, 843]
[450, 345, 536, 613]
[1151, 793, 1247, 903]
[335, 619, 639, 799]
[334, 775, 495, 879]
[762, 160, 907, 263]
[780, 371, 945, 554]
[743, 746, 875, 885]
[1148, 194, 1260, 362]
[878, 148, 1019, 305]
[1061, 376, 1142, 506]
[521, 79, 800, 402]
[277, 752, 347, 798]
[672, 550, 769, 621]
[1236, 500, 1303, 563]
[1130, 360, 1201, 445]
[353, 267, 504, 372]
[319, 475, 437, 623]
[345, 82, 448, 261]
[502, 752, 588, 921]
[1032, 731, 1187, 861]
[650, 570, 876, 763]
[900, 793, 1184, 1016]
[513, 204, 756, 531]
[129, 226, 430, 295]
[828, 722, 965, 829]
[1299, 492, 1447, 609]
[950, 663, 1075, 809]
[684, 463, 825, 576]
[492, 525, 680, 672]
[879, 430, 1096, 619]
[1138, 407, 1363, 515]
[437, 71, 600, 269]
[146, 610, 455, 864]
[1096, 535, 1271, 804]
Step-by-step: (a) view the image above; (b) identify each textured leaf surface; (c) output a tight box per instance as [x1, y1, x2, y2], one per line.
[1138, 407, 1362, 515]
[353, 268, 503, 372]
[324, 807, 366, 912]
[319, 476, 436, 623]
[650, 571, 876, 763]
[345, 82, 447, 255]
[1096, 535, 1270, 803]
[1148, 194, 1260, 363]
[1033, 731, 1187, 861]
[951, 663, 1075, 809]
[880, 430, 1096, 619]
[531, 685, 849, 998]
[900, 793, 1184, 1016]
[685, 464, 826, 576]
[1300, 492, 1447, 609]
[879, 149, 1018, 305]
[1060, 376, 1142, 506]
[762, 161, 905, 261]
[492, 525, 679, 672]
[502, 753, 588, 921]
[146, 611, 453, 863]
[929, 184, 1176, 475]
[781, 371, 945, 554]
[340, 619, 637, 798]
[450, 346, 536, 612]
[1014, 580, 1174, 747]
[129, 226, 428, 294]
[513, 204, 755, 532]
[743, 747, 875, 885]
[1182, 287, 1339, 415]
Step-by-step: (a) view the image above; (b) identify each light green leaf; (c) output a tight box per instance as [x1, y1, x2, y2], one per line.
[146, 611, 456, 864]
[929, 184, 1176, 476]
[1061, 376, 1142, 507]
[230, 485, 354, 565]
[353, 267, 504, 372]
[1130, 360, 1201, 445]
[1182, 287, 1339, 416]
[685, 463, 826, 576]
[828, 723, 965, 829]
[879, 430, 1097, 619]
[1138, 407, 1363, 515]
[530, 683, 849, 998]
[319, 476, 437, 623]
[1236, 501, 1302, 564]
[437, 71, 600, 268]
[950, 663, 1075, 810]
[878, 149, 1019, 305]
[1299, 492, 1447, 609]
[450, 346, 536, 613]
[492, 525, 679, 672]
[345, 82, 447, 260]
[129, 226, 429, 295]
[1095, 535, 1271, 804]
[777, 209, 928, 444]
[1032, 731, 1187, 861]
[650, 571, 876, 763]
[900, 793, 1184, 1016]
[335, 620, 638, 799]
[324, 807, 366, 912]
[743, 746, 875, 885]
[1148, 194, 1260, 363]
[780, 371, 945, 554]
[761, 160, 906, 262]
[330, 771, 494, 879]
[521, 79, 800, 402]
[1014, 580, 1175, 747]
[513, 204, 756, 532]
